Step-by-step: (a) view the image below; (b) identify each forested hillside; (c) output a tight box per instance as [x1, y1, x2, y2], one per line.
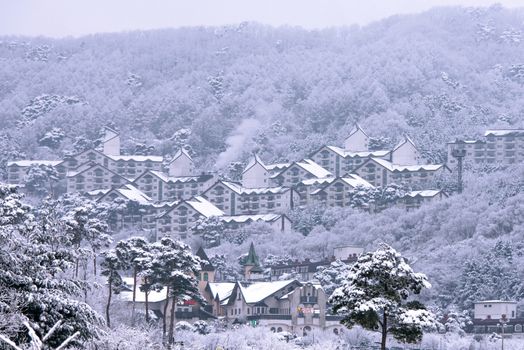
[1, 4, 524, 317]
[1, 5, 524, 173]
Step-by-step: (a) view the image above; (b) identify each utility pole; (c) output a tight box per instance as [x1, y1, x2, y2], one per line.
[499, 314, 508, 350]
[451, 148, 466, 193]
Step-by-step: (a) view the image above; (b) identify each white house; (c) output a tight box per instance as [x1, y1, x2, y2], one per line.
[474, 300, 518, 320]
[102, 127, 121, 156]
[390, 136, 424, 165]
[242, 154, 270, 188]
[168, 149, 195, 177]
[344, 124, 369, 151]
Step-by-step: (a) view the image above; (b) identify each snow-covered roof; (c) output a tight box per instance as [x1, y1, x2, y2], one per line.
[143, 170, 212, 184]
[346, 123, 369, 139]
[484, 129, 524, 137]
[7, 160, 62, 167]
[112, 184, 152, 205]
[87, 189, 110, 196]
[295, 159, 332, 178]
[171, 148, 193, 162]
[475, 300, 518, 304]
[238, 280, 298, 304]
[66, 162, 131, 181]
[103, 126, 119, 142]
[326, 146, 390, 159]
[300, 177, 335, 186]
[392, 135, 418, 152]
[340, 174, 374, 188]
[120, 288, 168, 303]
[404, 190, 443, 198]
[369, 158, 444, 172]
[218, 181, 290, 195]
[243, 154, 267, 174]
[265, 163, 290, 171]
[446, 140, 485, 144]
[208, 282, 235, 303]
[186, 196, 224, 217]
[108, 155, 163, 162]
[220, 213, 284, 224]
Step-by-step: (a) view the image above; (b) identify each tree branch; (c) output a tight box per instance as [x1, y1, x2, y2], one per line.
[0, 334, 23, 350]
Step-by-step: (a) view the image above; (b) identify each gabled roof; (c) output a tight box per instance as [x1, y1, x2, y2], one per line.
[159, 196, 224, 219]
[446, 139, 486, 145]
[358, 158, 445, 173]
[237, 280, 301, 304]
[324, 145, 391, 159]
[98, 184, 152, 205]
[339, 174, 374, 188]
[196, 246, 215, 272]
[66, 161, 132, 181]
[220, 213, 288, 224]
[265, 162, 290, 171]
[243, 153, 267, 174]
[108, 155, 163, 162]
[203, 180, 291, 196]
[171, 148, 193, 163]
[403, 190, 447, 198]
[392, 135, 418, 152]
[274, 159, 332, 179]
[7, 160, 62, 167]
[299, 177, 335, 187]
[484, 129, 524, 137]
[207, 282, 235, 304]
[347, 123, 369, 139]
[133, 170, 213, 185]
[103, 126, 120, 142]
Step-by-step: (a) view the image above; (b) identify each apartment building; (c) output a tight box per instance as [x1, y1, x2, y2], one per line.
[132, 170, 215, 202]
[66, 161, 131, 192]
[310, 174, 374, 207]
[447, 129, 524, 168]
[202, 180, 297, 216]
[271, 159, 332, 187]
[354, 158, 448, 189]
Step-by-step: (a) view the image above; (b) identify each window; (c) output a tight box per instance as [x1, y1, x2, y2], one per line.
[203, 272, 208, 281]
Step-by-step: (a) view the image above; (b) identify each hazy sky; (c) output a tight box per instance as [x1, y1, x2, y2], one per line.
[0, 0, 522, 38]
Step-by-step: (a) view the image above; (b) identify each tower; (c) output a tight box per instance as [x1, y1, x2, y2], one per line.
[343, 124, 369, 152]
[168, 149, 195, 177]
[242, 153, 269, 188]
[243, 242, 265, 281]
[102, 127, 120, 156]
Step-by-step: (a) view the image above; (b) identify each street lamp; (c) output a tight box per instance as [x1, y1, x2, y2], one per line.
[498, 314, 508, 350]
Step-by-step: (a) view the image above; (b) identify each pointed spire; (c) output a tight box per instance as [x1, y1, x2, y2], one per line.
[196, 246, 215, 271]
[244, 242, 260, 267]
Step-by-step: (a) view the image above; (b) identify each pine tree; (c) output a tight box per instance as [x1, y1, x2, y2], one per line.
[0, 184, 102, 347]
[329, 244, 435, 350]
[147, 238, 204, 345]
[101, 249, 125, 328]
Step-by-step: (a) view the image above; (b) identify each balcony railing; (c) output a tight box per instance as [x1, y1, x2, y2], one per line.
[300, 296, 318, 304]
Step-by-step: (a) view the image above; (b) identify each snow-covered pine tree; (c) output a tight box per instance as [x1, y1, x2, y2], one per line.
[101, 249, 125, 328]
[147, 238, 203, 345]
[114, 236, 149, 324]
[0, 184, 102, 347]
[329, 244, 435, 350]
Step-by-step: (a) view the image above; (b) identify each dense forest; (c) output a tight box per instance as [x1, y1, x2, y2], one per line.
[1, 5, 524, 171]
[1, 4, 524, 348]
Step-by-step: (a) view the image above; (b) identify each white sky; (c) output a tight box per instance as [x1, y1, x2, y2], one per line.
[0, 0, 522, 38]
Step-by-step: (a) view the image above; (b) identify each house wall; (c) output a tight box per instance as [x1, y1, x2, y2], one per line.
[447, 135, 524, 168]
[242, 162, 269, 188]
[344, 130, 368, 152]
[355, 161, 442, 190]
[156, 204, 204, 238]
[168, 154, 195, 177]
[474, 302, 517, 320]
[66, 165, 128, 192]
[103, 135, 121, 156]
[391, 141, 423, 165]
[272, 165, 317, 187]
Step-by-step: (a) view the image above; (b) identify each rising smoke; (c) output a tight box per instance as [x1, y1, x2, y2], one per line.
[215, 118, 262, 169]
